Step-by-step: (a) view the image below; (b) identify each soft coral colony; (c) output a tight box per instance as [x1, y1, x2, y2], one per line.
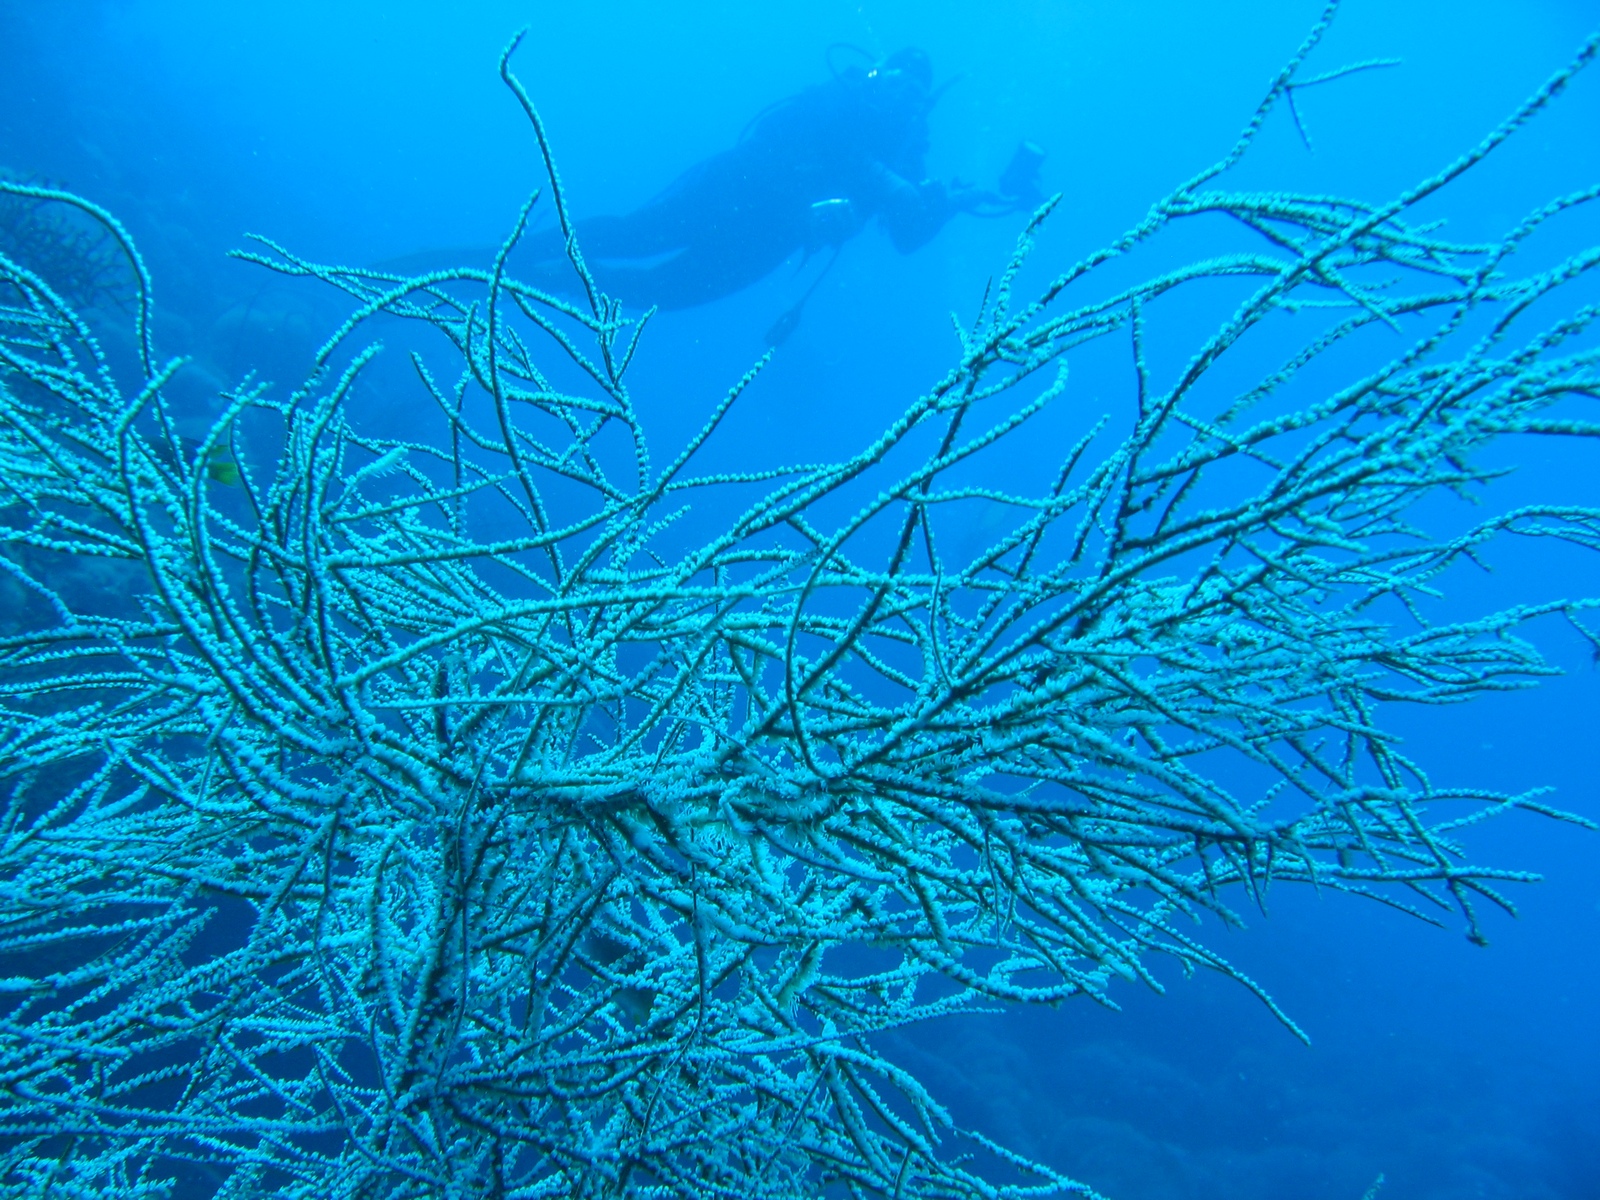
[1, 7, 1598, 1199]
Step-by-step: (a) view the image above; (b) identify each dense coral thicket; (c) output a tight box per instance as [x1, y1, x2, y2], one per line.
[2, 10, 1598, 1200]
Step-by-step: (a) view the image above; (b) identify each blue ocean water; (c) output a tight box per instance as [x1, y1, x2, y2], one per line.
[3, 1, 1597, 1197]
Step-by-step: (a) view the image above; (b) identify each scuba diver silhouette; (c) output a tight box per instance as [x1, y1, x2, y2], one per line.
[519, 46, 1045, 343]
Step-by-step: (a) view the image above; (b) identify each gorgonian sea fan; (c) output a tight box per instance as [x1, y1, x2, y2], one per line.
[2, 6, 1598, 1198]
[0, 171, 132, 317]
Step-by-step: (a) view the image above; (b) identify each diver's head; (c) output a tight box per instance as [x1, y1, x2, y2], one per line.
[869, 47, 934, 96]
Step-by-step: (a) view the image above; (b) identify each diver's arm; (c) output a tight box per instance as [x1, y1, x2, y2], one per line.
[872, 164, 957, 254]
[872, 164, 1034, 253]
[872, 134, 1049, 252]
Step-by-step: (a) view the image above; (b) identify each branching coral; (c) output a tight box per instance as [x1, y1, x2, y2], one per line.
[2, 7, 1598, 1198]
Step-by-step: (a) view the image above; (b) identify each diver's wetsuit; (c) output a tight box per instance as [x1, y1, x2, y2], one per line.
[528, 49, 1015, 310]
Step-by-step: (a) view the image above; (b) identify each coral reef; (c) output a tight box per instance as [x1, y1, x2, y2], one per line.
[2, 8, 1598, 1199]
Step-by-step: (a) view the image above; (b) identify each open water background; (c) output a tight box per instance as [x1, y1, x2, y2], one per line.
[3, 2, 1598, 1197]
